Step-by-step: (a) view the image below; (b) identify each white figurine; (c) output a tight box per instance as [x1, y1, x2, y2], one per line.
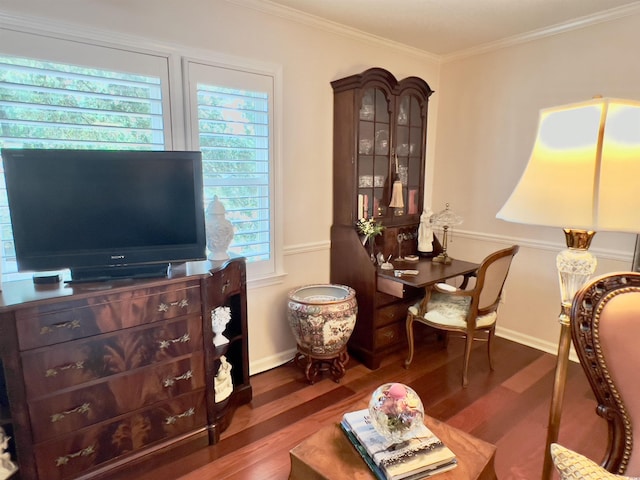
[214, 355, 233, 403]
[211, 306, 231, 346]
[0, 427, 17, 480]
[205, 196, 234, 261]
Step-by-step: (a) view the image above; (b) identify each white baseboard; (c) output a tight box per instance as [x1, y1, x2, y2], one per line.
[250, 347, 298, 376]
[249, 328, 579, 378]
[496, 326, 579, 363]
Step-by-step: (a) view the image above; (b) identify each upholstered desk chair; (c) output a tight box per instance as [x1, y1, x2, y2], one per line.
[568, 271, 640, 476]
[404, 245, 519, 387]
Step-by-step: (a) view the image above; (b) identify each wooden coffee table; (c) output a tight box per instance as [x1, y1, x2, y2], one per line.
[289, 414, 496, 480]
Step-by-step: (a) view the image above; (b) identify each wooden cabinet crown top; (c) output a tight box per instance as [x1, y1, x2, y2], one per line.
[330, 67, 434, 98]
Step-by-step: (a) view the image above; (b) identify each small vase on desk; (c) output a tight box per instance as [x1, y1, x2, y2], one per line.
[206, 196, 234, 261]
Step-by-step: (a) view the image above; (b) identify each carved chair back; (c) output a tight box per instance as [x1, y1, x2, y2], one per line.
[571, 272, 640, 475]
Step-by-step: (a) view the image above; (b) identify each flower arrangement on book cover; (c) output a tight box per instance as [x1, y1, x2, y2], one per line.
[368, 383, 424, 443]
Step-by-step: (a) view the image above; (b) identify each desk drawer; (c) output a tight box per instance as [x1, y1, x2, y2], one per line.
[374, 323, 404, 349]
[375, 300, 416, 328]
[377, 276, 422, 300]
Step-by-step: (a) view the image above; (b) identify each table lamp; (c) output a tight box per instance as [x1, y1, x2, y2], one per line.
[496, 97, 640, 480]
[431, 203, 463, 264]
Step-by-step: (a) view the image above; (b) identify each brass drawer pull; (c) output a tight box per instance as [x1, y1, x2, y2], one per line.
[165, 407, 195, 425]
[46, 361, 84, 377]
[157, 299, 189, 312]
[51, 403, 91, 423]
[163, 370, 193, 387]
[222, 280, 230, 294]
[40, 319, 81, 335]
[56, 445, 95, 466]
[159, 333, 190, 350]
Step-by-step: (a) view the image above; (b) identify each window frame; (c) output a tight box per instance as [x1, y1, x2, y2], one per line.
[183, 56, 283, 281]
[0, 13, 284, 286]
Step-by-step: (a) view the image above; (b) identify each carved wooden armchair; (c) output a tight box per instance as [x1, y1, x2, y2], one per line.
[569, 271, 640, 476]
[404, 245, 519, 387]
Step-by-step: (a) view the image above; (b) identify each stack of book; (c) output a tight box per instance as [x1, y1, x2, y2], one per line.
[341, 409, 457, 480]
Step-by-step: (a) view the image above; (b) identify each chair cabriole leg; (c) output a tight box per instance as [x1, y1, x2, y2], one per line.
[488, 326, 495, 371]
[404, 313, 415, 368]
[462, 333, 473, 387]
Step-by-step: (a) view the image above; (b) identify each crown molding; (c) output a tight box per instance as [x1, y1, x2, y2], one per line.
[442, 2, 640, 62]
[223, 0, 441, 63]
[225, 0, 640, 65]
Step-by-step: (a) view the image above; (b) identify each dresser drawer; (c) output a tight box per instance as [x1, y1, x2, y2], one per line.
[16, 280, 202, 351]
[34, 390, 207, 480]
[208, 260, 244, 299]
[22, 316, 203, 398]
[28, 352, 206, 443]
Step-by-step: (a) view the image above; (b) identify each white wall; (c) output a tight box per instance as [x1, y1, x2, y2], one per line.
[435, 12, 640, 355]
[0, 0, 442, 373]
[3, 0, 638, 370]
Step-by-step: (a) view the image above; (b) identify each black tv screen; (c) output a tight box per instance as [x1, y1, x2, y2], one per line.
[2, 148, 206, 282]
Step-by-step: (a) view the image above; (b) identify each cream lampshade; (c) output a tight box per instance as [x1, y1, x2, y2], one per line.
[497, 97, 640, 231]
[496, 96, 640, 480]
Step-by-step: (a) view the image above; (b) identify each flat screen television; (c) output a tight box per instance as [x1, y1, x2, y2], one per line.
[2, 148, 207, 282]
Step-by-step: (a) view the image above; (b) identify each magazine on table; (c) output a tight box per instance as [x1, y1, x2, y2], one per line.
[341, 409, 457, 480]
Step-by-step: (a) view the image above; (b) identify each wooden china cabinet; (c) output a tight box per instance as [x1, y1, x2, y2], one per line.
[330, 67, 438, 369]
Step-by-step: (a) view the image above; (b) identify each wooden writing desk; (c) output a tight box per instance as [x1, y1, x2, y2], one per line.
[377, 258, 479, 299]
[289, 413, 496, 480]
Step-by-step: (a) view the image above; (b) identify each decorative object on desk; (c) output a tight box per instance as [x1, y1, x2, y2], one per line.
[394, 269, 419, 277]
[214, 355, 233, 403]
[205, 195, 234, 261]
[395, 231, 416, 260]
[341, 406, 457, 480]
[211, 306, 231, 346]
[430, 203, 463, 264]
[379, 253, 394, 270]
[417, 209, 434, 254]
[287, 284, 357, 384]
[357, 217, 385, 263]
[495, 97, 640, 480]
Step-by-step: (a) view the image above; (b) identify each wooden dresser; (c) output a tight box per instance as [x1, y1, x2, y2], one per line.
[0, 257, 251, 480]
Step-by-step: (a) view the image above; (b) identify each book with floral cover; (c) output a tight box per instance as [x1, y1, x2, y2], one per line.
[341, 409, 457, 480]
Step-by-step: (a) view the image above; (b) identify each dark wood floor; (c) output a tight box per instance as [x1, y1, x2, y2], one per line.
[121, 334, 607, 480]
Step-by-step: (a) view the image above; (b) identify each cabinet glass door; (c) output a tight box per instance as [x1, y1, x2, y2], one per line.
[358, 87, 390, 219]
[394, 94, 423, 216]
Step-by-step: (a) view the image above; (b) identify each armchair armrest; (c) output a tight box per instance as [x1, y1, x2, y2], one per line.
[432, 282, 474, 297]
[435, 282, 457, 292]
